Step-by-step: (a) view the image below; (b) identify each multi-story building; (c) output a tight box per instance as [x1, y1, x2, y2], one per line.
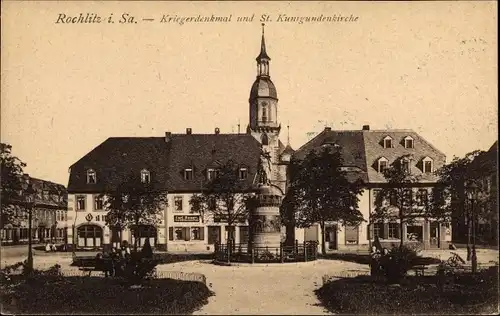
[66, 27, 292, 252]
[1, 176, 67, 245]
[292, 125, 451, 250]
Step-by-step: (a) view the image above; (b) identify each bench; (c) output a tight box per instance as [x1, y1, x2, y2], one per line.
[74, 256, 113, 277]
[412, 265, 428, 276]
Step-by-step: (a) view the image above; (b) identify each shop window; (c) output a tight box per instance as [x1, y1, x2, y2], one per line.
[407, 225, 423, 241]
[191, 227, 204, 240]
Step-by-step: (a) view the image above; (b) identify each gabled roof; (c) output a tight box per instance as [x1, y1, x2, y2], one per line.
[362, 130, 446, 183]
[293, 127, 447, 185]
[293, 129, 368, 183]
[165, 134, 262, 192]
[68, 137, 172, 193]
[67, 134, 262, 193]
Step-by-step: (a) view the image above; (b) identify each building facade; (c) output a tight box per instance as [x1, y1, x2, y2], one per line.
[292, 126, 451, 250]
[1, 176, 67, 246]
[66, 27, 292, 251]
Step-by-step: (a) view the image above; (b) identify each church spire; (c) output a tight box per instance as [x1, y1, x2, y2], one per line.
[287, 123, 290, 145]
[256, 23, 270, 77]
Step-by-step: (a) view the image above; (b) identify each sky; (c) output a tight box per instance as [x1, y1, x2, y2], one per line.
[1, 1, 497, 186]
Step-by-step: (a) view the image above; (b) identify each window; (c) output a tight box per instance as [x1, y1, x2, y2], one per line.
[239, 168, 248, 180]
[378, 157, 388, 173]
[77, 225, 103, 247]
[87, 169, 96, 184]
[388, 223, 399, 239]
[76, 195, 86, 210]
[403, 189, 413, 207]
[169, 227, 191, 241]
[95, 215, 100, 222]
[207, 169, 219, 180]
[191, 227, 204, 240]
[184, 168, 193, 180]
[174, 196, 183, 212]
[373, 223, 384, 238]
[416, 189, 428, 206]
[383, 136, 393, 148]
[345, 225, 359, 245]
[94, 195, 104, 210]
[423, 157, 433, 173]
[141, 169, 151, 183]
[262, 102, 267, 122]
[404, 136, 414, 149]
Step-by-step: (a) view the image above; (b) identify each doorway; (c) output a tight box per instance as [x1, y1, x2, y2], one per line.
[430, 222, 440, 248]
[325, 225, 338, 250]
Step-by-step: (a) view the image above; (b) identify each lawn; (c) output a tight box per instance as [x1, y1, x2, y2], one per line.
[316, 266, 499, 315]
[1, 274, 213, 315]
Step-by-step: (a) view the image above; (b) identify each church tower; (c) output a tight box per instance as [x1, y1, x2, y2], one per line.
[247, 24, 282, 184]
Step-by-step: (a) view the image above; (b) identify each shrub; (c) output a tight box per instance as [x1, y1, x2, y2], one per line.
[115, 252, 159, 284]
[380, 246, 419, 283]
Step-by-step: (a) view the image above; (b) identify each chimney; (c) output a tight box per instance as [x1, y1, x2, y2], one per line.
[165, 132, 172, 142]
[215, 127, 220, 135]
[324, 127, 332, 132]
[362, 125, 370, 131]
[186, 128, 192, 135]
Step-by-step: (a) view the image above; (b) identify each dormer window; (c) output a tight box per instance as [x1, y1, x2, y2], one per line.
[184, 168, 193, 180]
[87, 169, 96, 184]
[207, 168, 220, 181]
[383, 136, 393, 149]
[402, 160, 411, 173]
[422, 157, 433, 173]
[239, 168, 248, 180]
[404, 136, 414, 149]
[141, 169, 151, 183]
[378, 157, 389, 173]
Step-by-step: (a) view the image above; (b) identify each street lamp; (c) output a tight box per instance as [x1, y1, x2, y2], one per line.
[466, 181, 479, 274]
[21, 174, 36, 274]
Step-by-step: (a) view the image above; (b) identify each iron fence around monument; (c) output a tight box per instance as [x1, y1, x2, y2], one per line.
[214, 240, 319, 263]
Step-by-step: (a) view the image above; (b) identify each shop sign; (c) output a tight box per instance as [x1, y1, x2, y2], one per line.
[174, 215, 200, 222]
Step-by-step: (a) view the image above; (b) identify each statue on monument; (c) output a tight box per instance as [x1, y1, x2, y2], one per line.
[257, 148, 272, 185]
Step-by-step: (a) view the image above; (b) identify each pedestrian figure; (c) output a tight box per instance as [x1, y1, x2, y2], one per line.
[370, 246, 382, 276]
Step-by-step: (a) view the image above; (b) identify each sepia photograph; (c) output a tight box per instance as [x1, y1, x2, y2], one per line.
[1, 1, 498, 315]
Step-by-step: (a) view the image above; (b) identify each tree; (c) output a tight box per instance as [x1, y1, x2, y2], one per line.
[102, 175, 168, 251]
[189, 160, 254, 243]
[282, 146, 365, 255]
[434, 150, 492, 251]
[1, 143, 26, 228]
